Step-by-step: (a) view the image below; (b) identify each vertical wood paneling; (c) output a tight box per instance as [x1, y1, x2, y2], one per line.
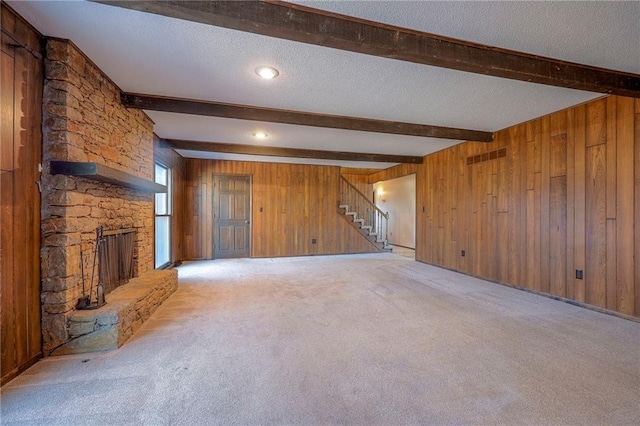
[533, 173, 542, 291]
[635, 99, 640, 317]
[616, 97, 635, 314]
[549, 176, 567, 297]
[182, 160, 374, 259]
[606, 219, 617, 310]
[605, 97, 618, 310]
[27, 30, 42, 360]
[566, 108, 576, 300]
[1, 10, 17, 378]
[341, 173, 373, 202]
[496, 211, 508, 282]
[540, 116, 551, 294]
[1, 3, 43, 384]
[525, 187, 535, 289]
[586, 144, 607, 307]
[507, 127, 521, 284]
[366, 164, 420, 184]
[410, 95, 637, 318]
[550, 135, 567, 177]
[13, 16, 29, 367]
[586, 98, 607, 147]
[573, 105, 587, 303]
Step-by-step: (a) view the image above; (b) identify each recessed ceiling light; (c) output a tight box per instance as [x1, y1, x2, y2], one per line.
[253, 131, 268, 139]
[255, 66, 279, 80]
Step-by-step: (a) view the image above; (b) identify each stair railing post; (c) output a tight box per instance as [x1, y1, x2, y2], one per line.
[384, 212, 389, 244]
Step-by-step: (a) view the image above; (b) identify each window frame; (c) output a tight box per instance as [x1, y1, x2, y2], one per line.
[154, 162, 172, 269]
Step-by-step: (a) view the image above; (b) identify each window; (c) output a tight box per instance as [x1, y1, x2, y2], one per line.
[155, 163, 171, 268]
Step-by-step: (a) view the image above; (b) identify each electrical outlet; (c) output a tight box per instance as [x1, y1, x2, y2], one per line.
[312, 239, 317, 244]
[575, 269, 583, 280]
[461, 250, 466, 257]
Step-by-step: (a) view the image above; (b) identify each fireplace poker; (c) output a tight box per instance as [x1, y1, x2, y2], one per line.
[78, 226, 102, 310]
[76, 244, 90, 309]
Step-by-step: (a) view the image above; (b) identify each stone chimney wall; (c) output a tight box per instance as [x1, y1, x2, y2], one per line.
[41, 39, 155, 354]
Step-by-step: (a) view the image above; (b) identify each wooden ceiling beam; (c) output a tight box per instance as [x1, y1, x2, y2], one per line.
[123, 93, 492, 142]
[165, 139, 424, 164]
[97, 1, 640, 98]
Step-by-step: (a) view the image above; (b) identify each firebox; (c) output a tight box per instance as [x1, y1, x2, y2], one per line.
[78, 227, 136, 310]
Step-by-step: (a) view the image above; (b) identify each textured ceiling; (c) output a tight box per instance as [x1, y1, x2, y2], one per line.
[9, 1, 640, 168]
[294, 1, 640, 74]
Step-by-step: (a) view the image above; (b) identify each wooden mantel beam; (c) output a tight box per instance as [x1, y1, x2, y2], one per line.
[165, 139, 425, 164]
[122, 93, 492, 142]
[96, 1, 640, 98]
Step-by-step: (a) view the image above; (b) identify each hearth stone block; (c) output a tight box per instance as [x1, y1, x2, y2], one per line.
[51, 269, 178, 355]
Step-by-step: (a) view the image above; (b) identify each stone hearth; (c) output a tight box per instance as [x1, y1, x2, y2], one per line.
[52, 270, 178, 355]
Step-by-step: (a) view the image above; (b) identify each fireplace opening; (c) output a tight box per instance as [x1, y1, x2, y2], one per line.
[78, 226, 136, 310]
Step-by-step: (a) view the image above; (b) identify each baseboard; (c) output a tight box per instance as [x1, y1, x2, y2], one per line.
[389, 244, 415, 250]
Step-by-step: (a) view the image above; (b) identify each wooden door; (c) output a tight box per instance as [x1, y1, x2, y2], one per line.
[1, 4, 43, 385]
[214, 175, 251, 258]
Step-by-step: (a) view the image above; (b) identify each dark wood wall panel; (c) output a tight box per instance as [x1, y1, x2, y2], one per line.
[1, 3, 43, 384]
[183, 159, 375, 259]
[414, 95, 638, 318]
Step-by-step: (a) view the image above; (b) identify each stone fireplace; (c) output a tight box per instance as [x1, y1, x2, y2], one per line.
[41, 38, 176, 355]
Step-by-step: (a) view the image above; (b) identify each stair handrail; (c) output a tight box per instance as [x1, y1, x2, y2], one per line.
[340, 176, 389, 219]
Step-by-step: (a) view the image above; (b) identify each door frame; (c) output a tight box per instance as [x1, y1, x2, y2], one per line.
[212, 173, 252, 259]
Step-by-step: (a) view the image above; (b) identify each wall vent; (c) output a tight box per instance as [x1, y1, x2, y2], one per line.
[466, 147, 507, 165]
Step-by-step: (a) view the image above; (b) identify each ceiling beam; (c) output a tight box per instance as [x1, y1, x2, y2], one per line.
[165, 139, 424, 164]
[96, 1, 640, 98]
[123, 93, 492, 142]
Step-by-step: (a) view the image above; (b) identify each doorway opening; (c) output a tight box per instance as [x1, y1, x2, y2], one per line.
[373, 174, 416, 258]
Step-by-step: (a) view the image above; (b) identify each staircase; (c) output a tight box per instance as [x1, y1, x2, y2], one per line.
[339, 177, 392, 252]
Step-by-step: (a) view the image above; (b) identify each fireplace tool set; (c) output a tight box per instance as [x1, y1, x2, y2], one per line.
[77, 226, 135, 310]
[77, 226, 105, 310]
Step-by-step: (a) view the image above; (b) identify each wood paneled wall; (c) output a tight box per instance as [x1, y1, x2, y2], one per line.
[1, 3, 43, 384]
[183, 159, 375, 259]
[155, 138, 186, 264]
[341, 173, 373, 202]
[414, 96, 639, 317]
[367, 164, 421, 184]
[343, 164, 422, 201]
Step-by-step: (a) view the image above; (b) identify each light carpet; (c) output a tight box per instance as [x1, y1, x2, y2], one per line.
[2, 253, 639, 425]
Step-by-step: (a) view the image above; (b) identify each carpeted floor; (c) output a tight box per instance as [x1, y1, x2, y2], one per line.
[2, 253, 639, 425]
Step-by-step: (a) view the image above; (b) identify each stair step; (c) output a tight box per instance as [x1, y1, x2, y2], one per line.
[339, 199, 390, 253]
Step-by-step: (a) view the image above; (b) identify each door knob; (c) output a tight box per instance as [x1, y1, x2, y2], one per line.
[245, 220, 250, 224]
